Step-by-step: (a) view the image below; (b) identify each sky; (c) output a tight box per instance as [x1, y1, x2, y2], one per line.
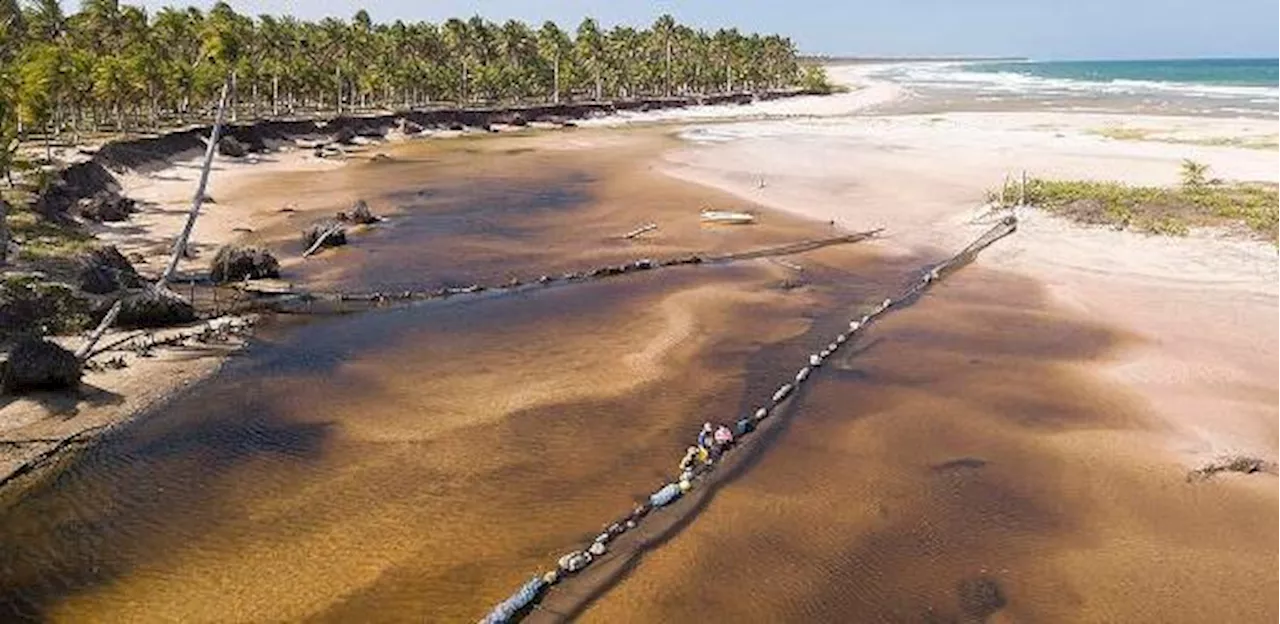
[128, 0, 1280, 60]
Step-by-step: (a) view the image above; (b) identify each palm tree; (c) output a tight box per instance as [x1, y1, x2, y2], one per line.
[537, 21, 570, 103]
[23, 0, 67, 41]
[574, 18, 606, 101]
[0, 1, 817, 164]
[651, 14, 676, 96]
[441, 17, 470, 102]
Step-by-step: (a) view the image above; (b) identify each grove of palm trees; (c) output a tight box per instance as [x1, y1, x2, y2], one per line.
[0, 0, 830, 179]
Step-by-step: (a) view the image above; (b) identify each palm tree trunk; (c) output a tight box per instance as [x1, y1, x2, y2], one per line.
[552, 56, 560, 104]
[230, 70, 238, 122]
[0, 198, 9, 267]
[159, 80, 231, 288]
[665, 40, 672, 96]
[272, 75, 279, 116]
[461, 63, 468, 103]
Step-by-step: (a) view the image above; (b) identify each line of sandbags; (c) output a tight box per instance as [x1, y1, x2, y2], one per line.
[478, 218, 1019, 623]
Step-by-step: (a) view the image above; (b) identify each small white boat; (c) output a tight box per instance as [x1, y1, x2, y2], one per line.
[700, 209, 756, 225]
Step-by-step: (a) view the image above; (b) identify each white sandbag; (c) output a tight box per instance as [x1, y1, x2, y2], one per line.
[558, 550, 592, 573]
[796, 367, 810, 382]
[650, 483, 682, 507]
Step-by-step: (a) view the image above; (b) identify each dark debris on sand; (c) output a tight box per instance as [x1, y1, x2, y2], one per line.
[1, 335, 82, 393]
[1187, 456, 1279, 482]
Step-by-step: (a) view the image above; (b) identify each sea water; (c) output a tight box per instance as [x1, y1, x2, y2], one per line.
[875, 57, 1279, 117]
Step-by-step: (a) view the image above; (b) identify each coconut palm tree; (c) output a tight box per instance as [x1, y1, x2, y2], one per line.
[574, 18, 605, 101]
[535, 21, 570, 103]
[0, 1, 822, 184]
[650, 14, 676, 96]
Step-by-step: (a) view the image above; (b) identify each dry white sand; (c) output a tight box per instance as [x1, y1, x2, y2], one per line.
[652, 74, 1278, 465]
[92, 148, 345, 273]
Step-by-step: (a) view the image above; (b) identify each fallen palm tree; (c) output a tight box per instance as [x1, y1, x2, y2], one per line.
[82, 316, 257, 363]
[301, 221, 348, 257]
[480, 217, 1018, 624]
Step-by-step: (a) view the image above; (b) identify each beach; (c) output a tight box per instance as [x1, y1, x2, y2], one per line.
[0, 62, 1276, 622]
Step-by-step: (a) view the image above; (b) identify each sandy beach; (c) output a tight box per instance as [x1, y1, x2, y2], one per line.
[0, 63, 1275, 623]
[582, 65, 1279, 622]
[657, 66, 1278, 464]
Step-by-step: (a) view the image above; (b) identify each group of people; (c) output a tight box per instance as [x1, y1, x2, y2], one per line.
[680, 422, 736, 473]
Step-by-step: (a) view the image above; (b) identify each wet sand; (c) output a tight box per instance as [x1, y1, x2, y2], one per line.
[578, 75, 1278, 623]
[0, 129, 897, 622]
[581, 266, 1277, 623]
[1, 118, 1274, 623]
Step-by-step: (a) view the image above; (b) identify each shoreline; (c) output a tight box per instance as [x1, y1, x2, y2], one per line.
[0, 66, 1275, 621]
[0, 89, 831, 494]
[0, 87, 868, 505]
[657, 108, 1277, 467]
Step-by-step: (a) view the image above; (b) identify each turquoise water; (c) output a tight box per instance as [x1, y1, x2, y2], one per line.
[972, 58, 1278, 88]
[877, 57, 1278, 117]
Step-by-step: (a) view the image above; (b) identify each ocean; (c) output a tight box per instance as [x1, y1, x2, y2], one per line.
[873, 57, 1279, 118]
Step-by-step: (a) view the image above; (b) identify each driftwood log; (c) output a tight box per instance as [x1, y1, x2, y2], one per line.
[622, 223, 658, 239]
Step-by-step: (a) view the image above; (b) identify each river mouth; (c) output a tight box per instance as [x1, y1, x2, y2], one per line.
[0, 129, 897, 622]
[1, 129, 1273, 623]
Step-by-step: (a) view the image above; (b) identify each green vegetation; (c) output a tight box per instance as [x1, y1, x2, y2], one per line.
[0, 272, 94, 341]
[989, 161, 1279, 240]
[0, 2, 822, 303]
[1088, 126, 1279, 151]
[1088, 126, 1154, 141]
[0, 2, 809, 156]
[798, 64, 839, 94]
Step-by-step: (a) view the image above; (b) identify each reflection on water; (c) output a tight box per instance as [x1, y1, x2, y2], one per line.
[583, 267, 1279, 624]
[2, 132, 1274, 624]
[0, 255, 907, 622]
[0, 133, 907, 622]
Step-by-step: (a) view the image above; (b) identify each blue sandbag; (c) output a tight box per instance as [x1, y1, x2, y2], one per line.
[649, 483, 682, 507]
[735, 418, 754, 436]
[480, 577, 547, 624]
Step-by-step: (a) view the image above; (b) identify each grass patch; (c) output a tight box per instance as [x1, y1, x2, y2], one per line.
[1087, 126, 1279, 151]
[1089, 126, 1154, 141]
[5, 204, 97, 267]
[0, 273, 96, 341]
[989, 161, 1279, 240]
